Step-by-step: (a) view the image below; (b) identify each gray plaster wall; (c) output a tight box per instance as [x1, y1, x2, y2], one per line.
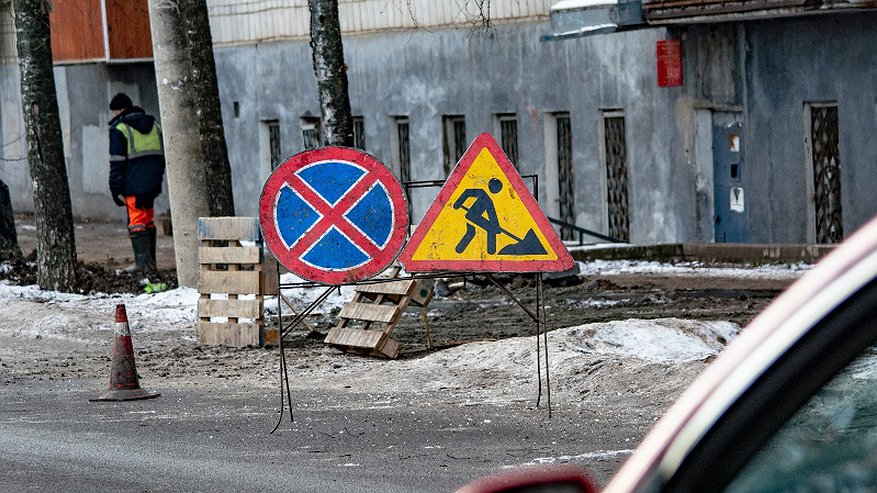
[741, 12, 877, 242]
[215, 22, 694, 244]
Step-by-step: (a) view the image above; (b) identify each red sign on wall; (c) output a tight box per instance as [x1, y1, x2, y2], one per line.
[657, 39, 683, 87]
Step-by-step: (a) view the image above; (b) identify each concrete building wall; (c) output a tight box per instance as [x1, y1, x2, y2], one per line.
[0, 10, 14, 63]
[215, 22, 693, 243]
[741, 12, 877, 242]
[0, 63, 30, 210]
[208, 0, 552, 47]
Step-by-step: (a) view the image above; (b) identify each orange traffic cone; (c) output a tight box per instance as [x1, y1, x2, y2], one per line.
[90, 304, 160, 402]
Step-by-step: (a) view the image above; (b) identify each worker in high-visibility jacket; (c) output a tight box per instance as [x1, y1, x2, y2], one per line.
[108, 93, 166, 273]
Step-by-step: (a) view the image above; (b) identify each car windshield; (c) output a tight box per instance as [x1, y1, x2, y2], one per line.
[724, 344, 877, 492]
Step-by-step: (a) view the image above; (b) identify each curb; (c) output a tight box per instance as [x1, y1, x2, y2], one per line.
[569, 243, 835, 265]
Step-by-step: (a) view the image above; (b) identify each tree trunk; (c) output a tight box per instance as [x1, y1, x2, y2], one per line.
[13, 0, 77, 292]
[0, 180, 21, 258]
[148, 0, 211, 288]
[308, 0, 354, 147]
[181, 0, 235, 217]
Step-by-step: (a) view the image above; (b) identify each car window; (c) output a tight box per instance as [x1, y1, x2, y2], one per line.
[724, 345, 877, 492]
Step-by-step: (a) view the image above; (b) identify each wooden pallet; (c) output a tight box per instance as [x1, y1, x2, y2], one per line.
[196, 217, 279, 347]
[324, 277, 434, 358]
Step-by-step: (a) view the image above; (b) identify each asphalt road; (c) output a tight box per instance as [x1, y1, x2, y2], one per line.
[1, 380, 632, 492]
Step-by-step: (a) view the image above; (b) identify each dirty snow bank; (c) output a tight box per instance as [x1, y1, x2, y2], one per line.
[0, 282, 199, 340]
[292, 318, 740, 407]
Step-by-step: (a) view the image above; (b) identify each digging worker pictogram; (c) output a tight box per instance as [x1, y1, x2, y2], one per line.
[454, 178, 504, 254]
[453, 177, 548, 257]
[108, 93, 165, 273]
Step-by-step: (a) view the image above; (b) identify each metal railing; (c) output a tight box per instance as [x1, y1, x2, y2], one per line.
[547, 216, 626, 245]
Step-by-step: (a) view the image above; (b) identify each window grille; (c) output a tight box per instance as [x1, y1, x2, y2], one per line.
[353, 116, 366, 150]
[301, 117, 322, 150]
[497, 114, 519, 168]
[443, 115, 466, 175]
[396, 118, 411, 183]
[268, 121, 281, 170]
[556, 113, 575, 239]
[604, 114, 630, 242]
[810, 105, 843, 243]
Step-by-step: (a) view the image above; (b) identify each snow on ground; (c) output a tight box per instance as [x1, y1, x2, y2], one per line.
[0, 259, 792, 371]
[574, 259, 811, 280]
[268, 260, 809, 316]
[0, 281, 740, 379]
[0, 281, 200, 340]
[263, 273, 358, 315]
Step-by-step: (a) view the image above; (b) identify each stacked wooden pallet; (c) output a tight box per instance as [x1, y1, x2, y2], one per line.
[196, 217, 278, 347]
[324, 278, 433, 358]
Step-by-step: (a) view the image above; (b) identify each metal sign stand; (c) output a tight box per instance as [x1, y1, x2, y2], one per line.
[264, 139, 566, 431]
[269, 269, 552, 432]
[271, 282, 336, 433]
[487, 272, 551, 416]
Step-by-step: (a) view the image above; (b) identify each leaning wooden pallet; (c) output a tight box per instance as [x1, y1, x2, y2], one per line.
[324, 276, 434, 358]
[196, 217, 278, 347]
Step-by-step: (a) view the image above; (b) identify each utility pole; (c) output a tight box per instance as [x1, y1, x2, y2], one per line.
[147, 0, 211, 287]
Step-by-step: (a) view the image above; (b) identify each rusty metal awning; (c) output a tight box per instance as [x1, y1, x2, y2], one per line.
[544, 0, 877, 35]
[541, 0, 647, 41]
[642, 0, 877, 24]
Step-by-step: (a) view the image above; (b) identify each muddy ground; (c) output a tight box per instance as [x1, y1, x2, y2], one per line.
[10, 213, 786, 337]
[5, 212, 791, 386]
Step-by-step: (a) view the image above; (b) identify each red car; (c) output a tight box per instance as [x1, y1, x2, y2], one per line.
[459, 216, 877, 493]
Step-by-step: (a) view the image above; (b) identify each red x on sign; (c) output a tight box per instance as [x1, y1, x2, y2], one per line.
[260, 147, 408, 285]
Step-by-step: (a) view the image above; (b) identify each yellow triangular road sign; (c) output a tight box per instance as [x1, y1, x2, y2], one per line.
[399, 133, 574, 272]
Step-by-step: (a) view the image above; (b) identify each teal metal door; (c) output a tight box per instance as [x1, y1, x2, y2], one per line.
[713, 114, 748, 243]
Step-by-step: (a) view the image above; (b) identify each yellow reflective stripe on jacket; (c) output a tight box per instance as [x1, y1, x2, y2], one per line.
[114, 122, 163, 159]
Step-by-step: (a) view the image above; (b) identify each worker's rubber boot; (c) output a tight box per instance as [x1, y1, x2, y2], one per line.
[130, 230, 157, 273]
[147, 228, 157, 267]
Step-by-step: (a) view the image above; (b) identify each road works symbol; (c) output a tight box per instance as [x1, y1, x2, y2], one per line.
[259, 147, 408, 285]
[399, 133, 573, 273]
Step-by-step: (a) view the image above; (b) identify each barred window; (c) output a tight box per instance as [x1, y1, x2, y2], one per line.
[301, 116, 322, 150]
[353, 116, 366, 150]
[442, 115, 467, 175]
[496, 113, 519, 168]
[603, 112, 630, 242]
[556, 113, 575, 237]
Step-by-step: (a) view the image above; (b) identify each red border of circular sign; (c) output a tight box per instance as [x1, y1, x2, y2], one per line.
[259, 147, 408, 285]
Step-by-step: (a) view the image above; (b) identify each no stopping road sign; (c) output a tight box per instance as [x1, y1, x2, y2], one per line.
[259, 147, 408, 285]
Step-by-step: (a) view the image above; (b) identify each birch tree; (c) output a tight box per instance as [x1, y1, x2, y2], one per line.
[13, 0, 77, 291]
[308, 0, 354, 147]
[148, 0, 211, 287]
[182, 0, 235, 216]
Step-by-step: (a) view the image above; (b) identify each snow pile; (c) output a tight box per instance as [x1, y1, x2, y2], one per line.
[553, 318, 738, 363]
[0, 282, 200, 339]
[291, 317, 741, 408]
[0, 281, 91, 303]
[414, 318, 738, 370]
[127, 287, 200, 326]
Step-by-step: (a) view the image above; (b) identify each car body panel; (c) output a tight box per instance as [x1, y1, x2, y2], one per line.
[603, 216, 877, 493]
